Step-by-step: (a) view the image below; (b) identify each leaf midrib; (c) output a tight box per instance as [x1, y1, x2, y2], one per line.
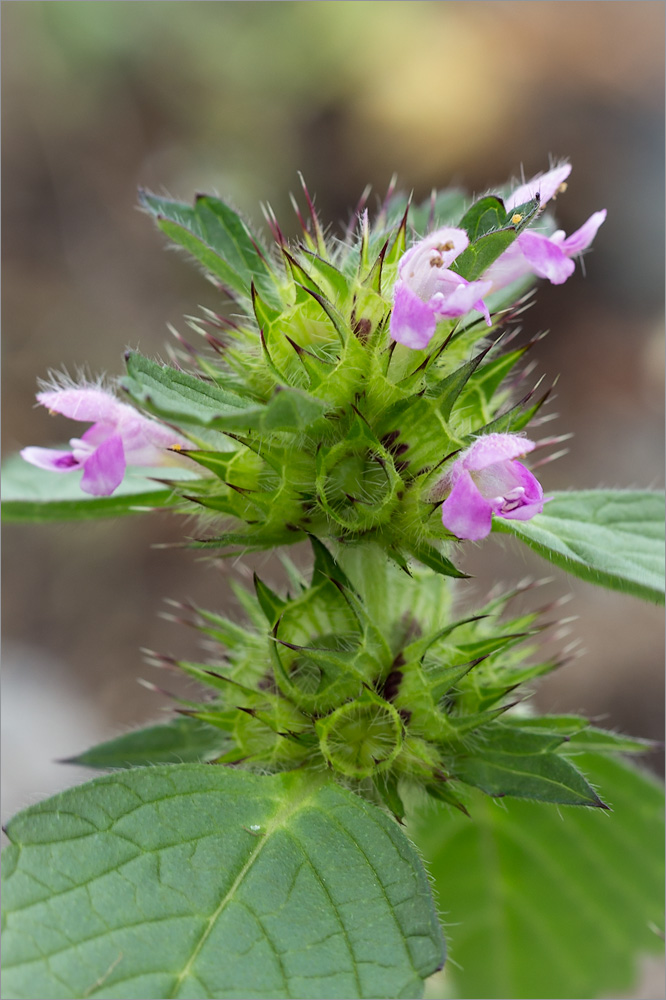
[165, 775, 324, 1000]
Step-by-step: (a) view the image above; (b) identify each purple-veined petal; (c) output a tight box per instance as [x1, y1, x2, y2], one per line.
[505, 163, 572, 212]
[560, 209, 607, 256]
[518, 232, 576, 284]
[473, 460, 528, 503]
[390, 281, 437, 349]
[441, 470, 495, 540]
[20, 447, 82, 473]
[80, 434, 126, 496]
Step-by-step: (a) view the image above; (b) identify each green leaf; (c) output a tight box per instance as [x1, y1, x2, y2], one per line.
[474, 723, 568, 755]
[495, 490, 666, 603]
[507, 715, 659, 755]
[260, 387, 327, 431]
[565, 727, 659, 755]
[453, 746, 607, 807]
[2, 766, 445, 999]
[451, 195, 539, 282]
[1, 454, 202, 523]
[62, 717, 229, 769]
[457, 196, 506, 241]
[139, 190, 282, 308]
[123, 353, 326, 433]
[412, 754, 665, 999]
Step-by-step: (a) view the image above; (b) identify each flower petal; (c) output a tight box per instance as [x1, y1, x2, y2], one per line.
[560, 209, 607, 256]
[80, 434, 126, 496]
[20, 447, 81, 473]
[116, 411, 186, 463]
[511, 460, 545, 505]
[460, 433, 536, 473]
[390, 281, 437, 349]
[441, 470, 494, 540]
[398, 227, 469, 301]
[517, 232, 576, 285]
[36, 387, 126, 424]
[505, 163, 572, 212]
[430, 277, 493, 324]
[482, 240, 532, 292]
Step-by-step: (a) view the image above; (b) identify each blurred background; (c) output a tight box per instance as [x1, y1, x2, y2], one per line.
[2, 3, 664, 990]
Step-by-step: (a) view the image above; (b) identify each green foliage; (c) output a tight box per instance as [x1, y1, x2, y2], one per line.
[411, 753, 665, 999]
[119, 186, 558, 573]
[451, 193, 539, 280]
[62, 717, 228, 769]
[91, 543, 619, 820]
[123, 351, 327, 434]
[496, 489, 666, 603]
[4, 175, 664, 1000]
[453, 739, 607, 807]
[139, 190, 283, 308]
[2, 766, 445, 1000]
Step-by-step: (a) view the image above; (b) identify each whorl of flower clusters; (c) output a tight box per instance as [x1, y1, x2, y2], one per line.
[151, 540, 605, 816]
[22, 164, 604, 564]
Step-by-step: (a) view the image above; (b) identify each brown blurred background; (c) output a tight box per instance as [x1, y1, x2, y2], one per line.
[2, 0, 664, 869]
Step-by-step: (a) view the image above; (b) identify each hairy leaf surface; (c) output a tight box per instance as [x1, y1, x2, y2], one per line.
[2, 766, 444, 999]
[496, 490, 665, 603]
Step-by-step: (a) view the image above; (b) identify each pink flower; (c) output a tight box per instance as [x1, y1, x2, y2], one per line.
[487, 163, 606, 290]
[390, 227, 492, 349]
[21, 386, 189, 496]
[485, 211, 607, 289]
[440, 433, 546, 541]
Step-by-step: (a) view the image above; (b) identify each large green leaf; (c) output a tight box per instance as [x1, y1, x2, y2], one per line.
[412, 754, 665, 999]
[495, 490, 665, 603]
[139, 191, 282, 308]
[2, 766, 445, 999]
[62, 717, 229, 770]
[1, 455, 202, 523]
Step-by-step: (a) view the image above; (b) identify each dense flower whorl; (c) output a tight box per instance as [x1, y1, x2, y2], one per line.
[389, 226, 492, 349]
[21, 386, 189, 496]
[440, 433, 546, 540]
